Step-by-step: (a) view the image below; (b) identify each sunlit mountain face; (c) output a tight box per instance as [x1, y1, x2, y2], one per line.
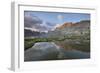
[55, 20, 90, 30]
[24, 11, 90, 33]
[24, 11, 90, 61]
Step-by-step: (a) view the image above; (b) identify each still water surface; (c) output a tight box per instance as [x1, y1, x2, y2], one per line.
[24, 42, 90, 61]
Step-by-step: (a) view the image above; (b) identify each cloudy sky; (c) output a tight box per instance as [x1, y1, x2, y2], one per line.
[24, 11, 90, 32]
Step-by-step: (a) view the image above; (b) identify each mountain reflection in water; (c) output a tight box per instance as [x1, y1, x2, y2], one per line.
[24, 42, 90, 61]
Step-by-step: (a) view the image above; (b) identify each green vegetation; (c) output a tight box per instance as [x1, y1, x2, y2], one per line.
[24, 37, 61, 50]
[24, 41, 34, 50]
[25, 31, 90, 52]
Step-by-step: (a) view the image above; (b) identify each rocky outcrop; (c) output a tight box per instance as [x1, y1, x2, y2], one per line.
[56, 20, 90, 30]
[56, 22, 73, 29]
[47, 20, 90, 38]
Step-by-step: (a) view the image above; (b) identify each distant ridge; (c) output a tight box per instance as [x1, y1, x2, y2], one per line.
[56, 22, 73, 29]
[56, 20, 90, 30]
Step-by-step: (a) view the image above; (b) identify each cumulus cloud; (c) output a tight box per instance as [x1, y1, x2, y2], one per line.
[45, 22, 56, 31]
[24, 12, 56, 32]
[24, 12, 42, 28]
[24, 12, 49, 32]
[46, 22, 55, 26]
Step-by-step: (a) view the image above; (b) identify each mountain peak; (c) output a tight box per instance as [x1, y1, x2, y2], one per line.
[56, 22, 73, 29]
[55, 20, 90, 30]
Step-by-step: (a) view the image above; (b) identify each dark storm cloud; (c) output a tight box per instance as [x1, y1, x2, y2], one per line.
[24, 12, 56, 32]
[24, 12, 49, 32]
[24, 15, 42, 28]
[46, 22, 55, 26]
